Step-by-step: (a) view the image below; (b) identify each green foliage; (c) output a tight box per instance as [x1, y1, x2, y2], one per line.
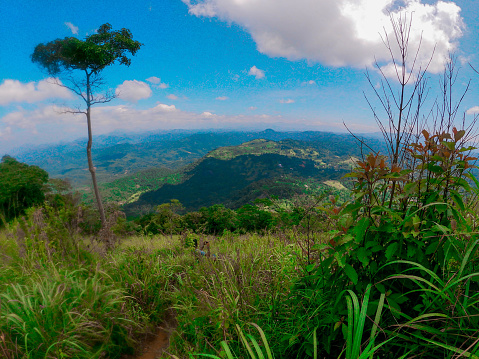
[31, 23, 142, 75]
[199, 204, 237, 234]
[184, 232, 200, 248]
[236, 204, 275, 233]
[289, 128, 479, 357]
[0, 156, 49, 223]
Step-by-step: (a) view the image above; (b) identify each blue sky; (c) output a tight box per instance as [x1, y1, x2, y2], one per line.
[1, 0, 478, 154]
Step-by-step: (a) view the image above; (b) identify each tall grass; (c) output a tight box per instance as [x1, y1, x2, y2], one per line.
[0, 267, 140, 358]
[163, 233, 301, 357]
[0, 227, 150, 358]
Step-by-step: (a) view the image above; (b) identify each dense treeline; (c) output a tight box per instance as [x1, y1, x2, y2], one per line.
[0, 156, 49, 223]
[133, 196, 333, 237]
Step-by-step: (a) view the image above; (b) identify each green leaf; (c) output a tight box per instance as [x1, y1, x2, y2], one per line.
[356, 247, 370, 267]
[353, 217, 370, 243]
[337, 234, 355, 245]
[442, 141, 455, 151]
[407, 244, 416, 258]
[385, 242, 399, 260]
[427, 164, 444, 174]
[344, 264, 358, 285]
[432, 223, 449, 234]
[404, 182, 418, 195]
[451, 191, 465, 211]
[335, 252, 346, 268]
[425, 242, 437, 256]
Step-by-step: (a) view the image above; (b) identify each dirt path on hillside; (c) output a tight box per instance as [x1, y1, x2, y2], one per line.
[122, 309, 177, 359]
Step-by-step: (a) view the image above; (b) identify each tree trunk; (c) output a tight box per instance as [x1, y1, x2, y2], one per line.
[85, 72, 106, 228]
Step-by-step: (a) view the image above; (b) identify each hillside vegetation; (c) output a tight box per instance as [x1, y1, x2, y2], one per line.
[12, 130, 382, 186]
[2, 124, 479, 359]
[123, 137, 356, 215]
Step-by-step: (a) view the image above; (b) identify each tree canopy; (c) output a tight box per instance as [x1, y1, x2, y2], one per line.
[31, 23, 142, 75]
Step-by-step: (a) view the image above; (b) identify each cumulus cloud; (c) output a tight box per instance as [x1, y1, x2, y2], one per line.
[167, 94, 179, 100]
[248, 66, 265, 79]
[146, 76, 169, 88]
[65, 22, 79, 34]
[0, 78, 73, 105]
[2, 105, 83, 129]
[216, 96, 229, 100]
[184, 0, 464, 74]
[302, 80, 316, 86]
[146, 76, 161, 84]
[115, 80, 152, 102]
[248, 106, 257, 110]
[466, 107, 479, 115]
[280, 99, 295, 104]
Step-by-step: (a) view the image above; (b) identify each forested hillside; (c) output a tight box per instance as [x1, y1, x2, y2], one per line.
[11, 129, 383, 186]
[120, 136, 363, 215]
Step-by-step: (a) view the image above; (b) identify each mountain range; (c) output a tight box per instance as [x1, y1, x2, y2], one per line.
[11, 129, 386, 216]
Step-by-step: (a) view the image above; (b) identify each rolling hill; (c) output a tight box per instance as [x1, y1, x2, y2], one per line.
[122, 137, 362, 216]
[12, 129, 383, 187]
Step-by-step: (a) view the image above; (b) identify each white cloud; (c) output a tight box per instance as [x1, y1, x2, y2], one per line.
[146, 76, 161, 84]
[65, 22, 79, 35]
[167, 94, 179, 100]
[184, 0, 464, 74]
[216, 96, 229, 100]
[280, 99, 295, 104]
[115, 80, 152, 102]
[248, 66, 265, 79]
[466, 107, 479, 115]
[302, 80, 316, 86]
[146, 76, 169, 89]
[2, 105, 83, 128]
[0, 78, 73, 105]
[248, 106, 257, 110]
[379, 62, 416, 82]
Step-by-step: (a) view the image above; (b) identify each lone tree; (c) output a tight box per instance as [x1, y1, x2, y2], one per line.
[31, 24, 142, 227]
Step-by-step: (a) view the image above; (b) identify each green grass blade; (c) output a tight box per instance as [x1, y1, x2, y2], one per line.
[352, 284, 372, 358]
[246, 334, 265, 359]
[369, 292, 385, 359]
[346, 295, 354, 359]
[458, 239, 479, 277]
[220, 341, 236, 359]
[236, 324, 256, 359]
[248, 323, 273, 359]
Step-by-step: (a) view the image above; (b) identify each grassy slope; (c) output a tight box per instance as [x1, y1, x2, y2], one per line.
[0, 229, 301, 359]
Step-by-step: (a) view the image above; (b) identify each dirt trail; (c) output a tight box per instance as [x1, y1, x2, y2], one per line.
[122, 309, 177, 359]
[134, 327, 170, 359]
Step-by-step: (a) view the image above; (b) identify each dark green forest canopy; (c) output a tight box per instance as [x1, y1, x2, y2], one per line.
[0, 156, 49, 222]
